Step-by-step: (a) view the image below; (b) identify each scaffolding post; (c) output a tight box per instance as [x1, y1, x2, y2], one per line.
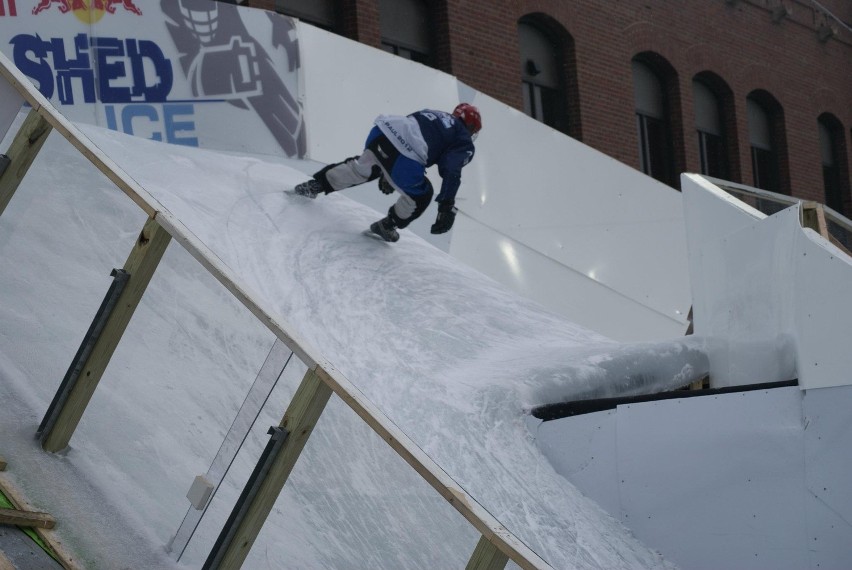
[37, 268, 130, 443]
[40, 216, 171, 453]
[466, 536, 510, 570]
[0, 109, 52, 218]
[204, 366, 332, 569]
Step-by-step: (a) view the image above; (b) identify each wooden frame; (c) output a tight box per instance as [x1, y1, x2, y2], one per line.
[0, 109, 51, 217]
[802, 201, 829, 239]
[0, 51, 552, 569]
[0, 472, 80, 569]
[705, 175, 852, 257]
[0, 508, 55, 530]
[40, 217, 171, 453]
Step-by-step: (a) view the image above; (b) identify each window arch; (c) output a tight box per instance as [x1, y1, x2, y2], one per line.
[517, 14, 576, 137]
[746, 90, 788, 194]
[379, 0, 433, 66]
[692, 72, 737, 180]
[818, 113, 850, 216]
[632, 53, 680, 187]
[275, 0, 338, 31]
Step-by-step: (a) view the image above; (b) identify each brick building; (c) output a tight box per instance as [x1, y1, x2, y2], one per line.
[241, 0, 852, 215]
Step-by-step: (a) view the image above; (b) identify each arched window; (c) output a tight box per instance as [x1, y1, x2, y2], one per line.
[746, 91, 787, 194]
[693, 73, 735, 180]
[379, 0, 433, 66]
[275, 0, 337, 31]
[818, 113, 850, 216]
[518, 16, 571, 135]
[632, 56, 677, 187]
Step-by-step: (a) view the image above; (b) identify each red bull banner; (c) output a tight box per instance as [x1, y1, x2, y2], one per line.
[0, 0, 305, 157]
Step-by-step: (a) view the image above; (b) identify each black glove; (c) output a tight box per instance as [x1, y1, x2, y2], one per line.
[430, 201, 457, 234]
[378, 175, 394, 195]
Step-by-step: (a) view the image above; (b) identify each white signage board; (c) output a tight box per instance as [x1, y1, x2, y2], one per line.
[0, 0, 305, 157]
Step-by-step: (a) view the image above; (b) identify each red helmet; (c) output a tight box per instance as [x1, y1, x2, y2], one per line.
[452, 103, 482, 138]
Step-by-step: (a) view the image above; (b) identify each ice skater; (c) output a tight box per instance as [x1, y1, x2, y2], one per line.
[292, 104, 482, 242]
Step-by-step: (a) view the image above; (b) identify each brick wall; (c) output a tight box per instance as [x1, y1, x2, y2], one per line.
[246, 0, 852, 210]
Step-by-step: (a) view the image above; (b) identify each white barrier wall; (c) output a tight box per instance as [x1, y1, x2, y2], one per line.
[1, 7, 693, 342]
[449, 94, 691, 341]
[296, 23, 692, 342]
[531, 384, 852, 570]
[682, 174, 852, 390]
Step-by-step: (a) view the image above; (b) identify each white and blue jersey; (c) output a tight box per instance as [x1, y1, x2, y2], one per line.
[372, 109, 475, 203]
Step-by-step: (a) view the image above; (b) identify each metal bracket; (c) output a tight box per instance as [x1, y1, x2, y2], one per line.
[203, 426, 289, 570]
[36, 268, 130, 442]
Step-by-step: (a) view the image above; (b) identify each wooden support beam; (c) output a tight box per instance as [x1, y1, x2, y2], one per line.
[801, 202, 852, 255]
[802, 202, 829, 239]
[41, 216, 171, 453]
[466, 536, 509, 570]
[0, 108, 52, 218]
[0, 475, 80, 569]
[0, 507, 55, 529]
[208, 366, 332, 569]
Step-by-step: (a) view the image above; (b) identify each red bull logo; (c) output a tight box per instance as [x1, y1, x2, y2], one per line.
[32, 0, 141, 21]
[0, 0, 18, 16]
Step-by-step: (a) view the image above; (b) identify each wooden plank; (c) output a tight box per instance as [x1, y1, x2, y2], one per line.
[802, 202, 829, 239]
[801, 203, 852, 256]
[0, 109, 52, 218]
[0, 508, 55, 529]
[41, 217, 171, 453]
[467, 535, 510, 570]
[0, 550, 14, 570]
[826, 233, 852, 257]
[212, 366, 332, 569]
[314, 365, 553, 570]
[0, 474, 81, 569]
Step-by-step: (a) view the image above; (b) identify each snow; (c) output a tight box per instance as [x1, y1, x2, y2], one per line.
[0, 112, 706, 569]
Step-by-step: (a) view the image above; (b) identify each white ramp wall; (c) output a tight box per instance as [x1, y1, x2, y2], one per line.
[296, 22, 691, 342]
[682, 174, 852, 389]
[449, 98, 690, 341]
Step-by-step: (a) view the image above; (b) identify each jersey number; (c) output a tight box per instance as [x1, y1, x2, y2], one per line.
[422, 111, 454, 129]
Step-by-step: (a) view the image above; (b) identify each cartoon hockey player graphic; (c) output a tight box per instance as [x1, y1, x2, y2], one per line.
[161, 0, 306, 157]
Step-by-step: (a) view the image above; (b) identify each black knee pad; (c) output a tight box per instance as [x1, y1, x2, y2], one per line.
[390, 186, 433, 230]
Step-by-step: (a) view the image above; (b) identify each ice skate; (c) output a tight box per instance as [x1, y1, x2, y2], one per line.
[292, 179, 323, 199]
[368, 217, 399, 242]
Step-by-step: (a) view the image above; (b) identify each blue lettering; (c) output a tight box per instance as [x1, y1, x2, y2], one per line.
[163, 104, 198, 146]
[10, 34, 54, 99]
[121, 104, 161, 141]
[127, 40, 173, 102]
[54, 34, 95, 104]
[105, 105, 118, 130]
[8, 33, 174, 105]
[92, 37, 130, 104]
[104, 103, 198, 147]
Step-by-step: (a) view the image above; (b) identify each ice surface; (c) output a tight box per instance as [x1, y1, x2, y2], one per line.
[0, 115, 706, 568]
